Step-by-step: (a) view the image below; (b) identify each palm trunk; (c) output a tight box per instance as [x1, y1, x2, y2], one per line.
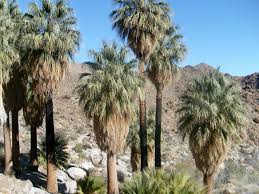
[107, 152, 119, 194]
[147, 145, 154, 168]
[203, 173, 213, 194]
[12, 109, 20, 173]
[30, 124, 38, 171]
[139, 59, 148, 171]
[155, 88, 162, 168]
[46, 96, 58, 193]
[4, 114, 12, 175]
[130, 146, 140, 172]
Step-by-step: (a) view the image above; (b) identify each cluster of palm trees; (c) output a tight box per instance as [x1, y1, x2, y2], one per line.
[76, 0, 187, 193]
[0, 0, 247, 194]
[77, 1, 246, 194]
[0, 0, 79, 193]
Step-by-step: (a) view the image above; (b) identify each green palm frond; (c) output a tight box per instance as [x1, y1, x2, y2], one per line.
[77, 176, 106, 194]
[76, 41, 143, 153]
[148, 26, 187, 90]
[0, 0, 20, 123]
[111, 0, 171, 61]
[39, 133, 69, 170]
[178, 70, 247, 144]
[177, 70, 247, 176]
[121, 170, 204, 194]
[20, 0, 80, 103]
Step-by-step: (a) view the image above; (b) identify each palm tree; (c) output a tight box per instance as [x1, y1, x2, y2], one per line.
[148, 26, 186, 168]
[76, 42, 142, 194]
[178, 71, 247, 194]
[23, 81, 45, 170]
[111, 0, 171, 170]
[21, 0, 80, 192]
[0, 0, 19, 175]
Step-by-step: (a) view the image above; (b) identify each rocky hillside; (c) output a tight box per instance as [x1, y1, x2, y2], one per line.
[0, 63, 258, 194]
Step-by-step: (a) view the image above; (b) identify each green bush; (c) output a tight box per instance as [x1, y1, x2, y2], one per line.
[77, 175, 106, 194]
[121, 170, 204, 194]
[215, 160, 259, 188]
[39, 133, 69, 170]
[73, 143, 84, 153]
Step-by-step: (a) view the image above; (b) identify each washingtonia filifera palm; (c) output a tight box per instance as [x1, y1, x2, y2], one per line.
[111, 0, 171, 170]
[0, 0, 18, 124]
[23, 79, 45, 171]
[21, 0, 80, 192]
[178, 71, 246, 194]
[77, 42, 142, 194]
[0, 0, 20, 175]
[148, 26, 186, 168]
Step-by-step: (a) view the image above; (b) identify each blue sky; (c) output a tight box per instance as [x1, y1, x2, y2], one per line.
[18, 0, 259, 76]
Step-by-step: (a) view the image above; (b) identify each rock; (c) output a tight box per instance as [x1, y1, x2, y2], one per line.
[29, 187, 49, 194]
[253, 118, 259, 123]
[117, 159, 131, 182]
[67, 167, 86, 180]
[222, 183, 238, 194]
[80, 161, 95, 171]
[65, 179, 77, 194]
[0, 174, 33, 194]
[57, 170, 70, 182]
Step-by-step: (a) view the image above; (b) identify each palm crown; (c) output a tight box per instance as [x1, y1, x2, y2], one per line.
[20, 0, 80, 101]
[77, 42, 143, 153]
[148, 26, 186, 90]
[178, 71, 246, 144]
[111, 0, 171, 62]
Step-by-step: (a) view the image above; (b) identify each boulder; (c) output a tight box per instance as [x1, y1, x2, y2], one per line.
[253, 118, 259, 123]
[65, 179, 77, 194]
[57, 169, 70, 182]
[29, 187, 49, 194]
[80, 161, 95, 171]
[0, 174, 33, 194]
[67, 167, 86, 180]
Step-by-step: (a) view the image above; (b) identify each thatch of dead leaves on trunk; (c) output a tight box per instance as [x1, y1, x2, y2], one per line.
[23, 79, 45, 128]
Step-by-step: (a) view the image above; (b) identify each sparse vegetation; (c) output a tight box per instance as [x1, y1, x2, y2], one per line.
[77, 175, 106, 194]
[0, 1, 257, 194]
[121, 170, 204, 194]
[39, 133, 69, 170]
[73, 143, 84, 153]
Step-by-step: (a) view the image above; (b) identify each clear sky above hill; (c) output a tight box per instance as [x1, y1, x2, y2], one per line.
[18, 0, 259, 76]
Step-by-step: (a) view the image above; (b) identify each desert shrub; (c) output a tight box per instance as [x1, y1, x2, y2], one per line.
[121, 170, 204, 194]
[73, 143, 84, 153]
[77, 175, 106, 194]
[39, 133, 69, 170]
[215, 160, 259, 188]
[174, 160, 202, 180]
